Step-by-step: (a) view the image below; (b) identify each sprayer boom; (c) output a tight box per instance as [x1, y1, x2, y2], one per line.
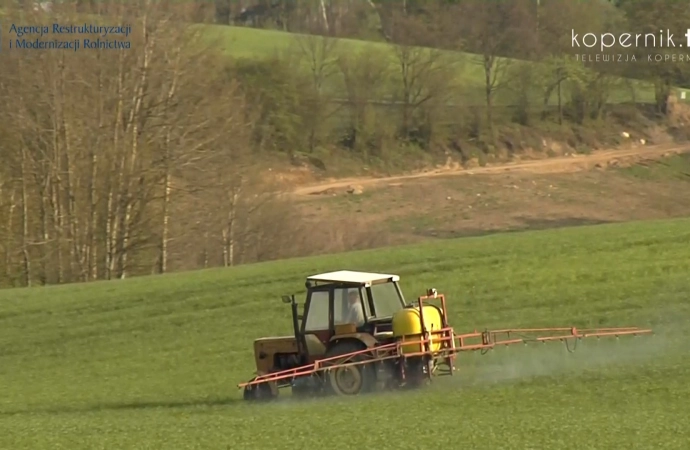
[455, 326, 652, 352]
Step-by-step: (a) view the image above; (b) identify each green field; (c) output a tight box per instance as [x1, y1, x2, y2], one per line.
[202, 24, 666, 107]
[2, 218, 690, 449]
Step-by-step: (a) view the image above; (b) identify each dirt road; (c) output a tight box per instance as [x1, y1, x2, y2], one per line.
[292, 143, 690, 197]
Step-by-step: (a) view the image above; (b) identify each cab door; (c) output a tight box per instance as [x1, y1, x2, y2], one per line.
[300, 285, 333, 360]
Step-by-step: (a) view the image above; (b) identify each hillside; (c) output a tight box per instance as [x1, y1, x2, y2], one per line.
[275, 147, 690, 253]
[204, 24, 663, 105]
[203, 23, 690, 176]
[3, 0, 690, 289]
[1, 218, 689, 448]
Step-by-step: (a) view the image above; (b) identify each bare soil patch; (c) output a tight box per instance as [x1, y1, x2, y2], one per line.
[293, 150, 690, 245]
[291, 143, 689, 198]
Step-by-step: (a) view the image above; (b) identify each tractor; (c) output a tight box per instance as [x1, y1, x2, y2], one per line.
[242, 270, 445, 400]
[239, 270, 652, 401]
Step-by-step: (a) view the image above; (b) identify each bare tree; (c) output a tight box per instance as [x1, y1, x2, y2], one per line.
[291, 33, 341, 152]
[0, 2, 277, 285]
[458, 0, 533, 132]
[337, 47, 392, 158]
[535, 0, 614, 124]
[387, 11, 456, 143]
[620, 0, 690, 113]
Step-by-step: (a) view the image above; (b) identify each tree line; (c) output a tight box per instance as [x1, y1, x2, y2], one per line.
[0, 0, 689, 288]
[226, 0, 690, 108]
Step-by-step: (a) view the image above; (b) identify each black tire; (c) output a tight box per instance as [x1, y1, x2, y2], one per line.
[243, 379, 276, 402]
[324, 340, 377, 396]
[403, 357, 432, 389]
[291, 375, 320, 399]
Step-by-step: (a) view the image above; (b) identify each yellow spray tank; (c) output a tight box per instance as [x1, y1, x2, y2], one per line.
[392, 305, 444, 354]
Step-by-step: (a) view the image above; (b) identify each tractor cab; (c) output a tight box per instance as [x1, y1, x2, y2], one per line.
[299, 270, 407, 340]
[286, 271, 407, 358]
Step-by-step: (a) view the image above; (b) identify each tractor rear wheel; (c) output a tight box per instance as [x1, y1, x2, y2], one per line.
[324, 340, 376, 396]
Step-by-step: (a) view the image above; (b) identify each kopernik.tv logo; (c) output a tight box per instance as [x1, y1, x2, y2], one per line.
[571, 29, 690, 62]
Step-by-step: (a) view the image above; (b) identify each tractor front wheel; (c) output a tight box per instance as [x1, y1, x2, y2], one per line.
[324, 341, 376, 396]
[243, 379, 277, 401]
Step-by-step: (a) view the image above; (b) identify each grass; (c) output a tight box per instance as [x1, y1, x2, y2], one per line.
[2, 218, 690, 448]
[199, 24, 690, 108]
[619, 153, 690, 182]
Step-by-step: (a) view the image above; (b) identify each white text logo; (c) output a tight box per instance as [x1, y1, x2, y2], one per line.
[571, 29, 690, 52]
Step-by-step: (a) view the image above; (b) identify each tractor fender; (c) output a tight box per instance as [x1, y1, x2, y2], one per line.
[328, 333, 377, 350]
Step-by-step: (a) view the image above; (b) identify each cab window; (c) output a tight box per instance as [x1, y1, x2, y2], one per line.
[334, 287, 367, 325]
[369, 282, 404, 318]
[304, 290, 329, 331]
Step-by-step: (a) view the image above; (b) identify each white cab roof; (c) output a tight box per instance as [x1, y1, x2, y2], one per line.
[306, 270, 400, 286]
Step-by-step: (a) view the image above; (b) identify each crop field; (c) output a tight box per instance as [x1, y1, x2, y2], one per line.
[201, 24, 665, 107]
[1, 218, 690, 449]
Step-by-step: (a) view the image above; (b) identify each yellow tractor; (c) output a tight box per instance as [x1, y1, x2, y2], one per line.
[239, 270, 652, 401]
[241, 270, 445, 400]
